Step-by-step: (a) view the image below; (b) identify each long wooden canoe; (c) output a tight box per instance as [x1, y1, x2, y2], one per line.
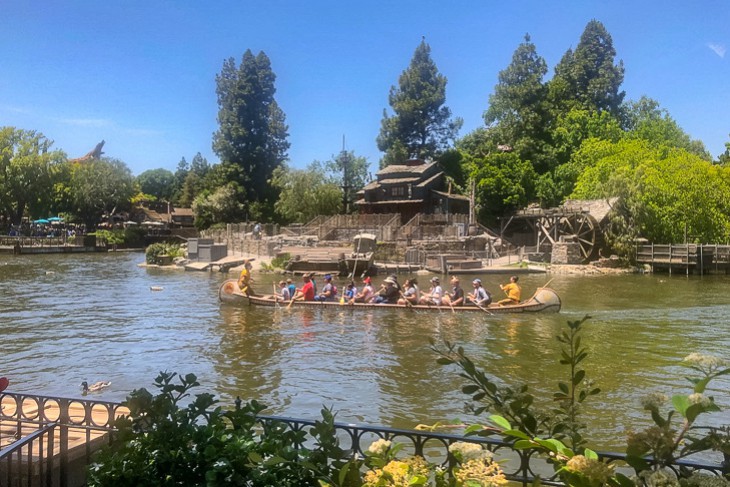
[218, 279, 561, 313]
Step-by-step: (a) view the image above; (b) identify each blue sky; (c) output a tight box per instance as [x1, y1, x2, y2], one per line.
[1, 1, 728, 176]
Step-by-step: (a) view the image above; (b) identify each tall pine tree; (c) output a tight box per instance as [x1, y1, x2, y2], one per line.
[548, 20, 625, 117]
[377, 38, 462, 167]
[213, 50, 289, 221]
[484, 34, 552, 173]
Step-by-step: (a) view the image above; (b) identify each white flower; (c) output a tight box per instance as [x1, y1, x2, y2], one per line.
[367, 438, 392, 455]
[449, 441, 493, 462]
[642, 393, 669, 410]
[688, 393, 713, 408]
[683, 353, 727, 373]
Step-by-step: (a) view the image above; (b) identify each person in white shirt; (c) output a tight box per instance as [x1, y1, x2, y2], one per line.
[418, 276, 443, 305]
[467, 278, 492, 307]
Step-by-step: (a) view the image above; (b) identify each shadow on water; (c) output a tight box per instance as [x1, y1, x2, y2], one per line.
[2, 253, 730, 450]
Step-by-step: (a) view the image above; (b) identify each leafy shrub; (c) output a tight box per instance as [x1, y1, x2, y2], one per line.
[270, 252, 291, 269]
[88, 372, 354, 487]
[145, 242, 183, 264]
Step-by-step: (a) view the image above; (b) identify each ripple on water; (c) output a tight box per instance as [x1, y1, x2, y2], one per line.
[3, 256, 730, 450]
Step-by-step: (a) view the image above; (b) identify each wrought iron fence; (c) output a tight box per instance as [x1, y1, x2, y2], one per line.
[256, 413, 727, 486]
[0, 392, 127, 487]
[0, 391, 726, 486]
[0, 422, 57, 487]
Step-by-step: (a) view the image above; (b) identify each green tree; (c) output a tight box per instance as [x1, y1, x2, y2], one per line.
[484, 34, 553, 173]
[571, 138, 730, 246]
[623, 96, 711, 160]
[377, 38, 462, 167]
[467, 151, 537, 224]
[0, 127, 66, 224]
[324, 150, 369, 213]
[548, 20, 625, 117]
[212, 50, 289, 221]
[191, 184, 245, 230]
[177, 153, 210, 207]
[70, 158, 136, 228]
[719, 135, 730, 165]
[171, 156, 189, 204]
[136, 168, 175, 201]
[271, 162, 343, 224]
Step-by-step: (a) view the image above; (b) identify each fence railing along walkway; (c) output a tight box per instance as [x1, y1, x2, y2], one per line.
[0, 390, 726, 486]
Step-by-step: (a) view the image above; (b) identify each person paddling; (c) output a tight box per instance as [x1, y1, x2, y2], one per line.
[498, 275, 521, 306]
[442, 276, 465, 307]
[418, 276, 443, 305]
[467, 278, 492, 307]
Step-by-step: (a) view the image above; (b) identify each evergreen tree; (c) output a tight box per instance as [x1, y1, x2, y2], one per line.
[178, 153, 211, 207]
[325, 150, 369, 213]
[171, 157, 189, 205]
[548, 20, 625, 117]
[212, 50, 289, 221]
[484, 34, 552, 173]
[718, 136, 730, 166]
[377, 38, 462, 167]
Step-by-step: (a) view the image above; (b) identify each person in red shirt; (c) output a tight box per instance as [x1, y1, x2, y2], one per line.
[291, 274, 315, 302]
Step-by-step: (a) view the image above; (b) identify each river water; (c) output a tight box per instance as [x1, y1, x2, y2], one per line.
[2, 252, 730, 451]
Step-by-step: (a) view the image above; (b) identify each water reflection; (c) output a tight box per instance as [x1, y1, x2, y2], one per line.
[3, 253, 730, 451]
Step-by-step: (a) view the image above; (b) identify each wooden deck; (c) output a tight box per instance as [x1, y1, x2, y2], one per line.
[636, 244, 730, 275]
[0, 396, 129, 474]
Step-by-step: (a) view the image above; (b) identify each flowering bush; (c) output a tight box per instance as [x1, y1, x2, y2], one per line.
[358, 439, 507, 487]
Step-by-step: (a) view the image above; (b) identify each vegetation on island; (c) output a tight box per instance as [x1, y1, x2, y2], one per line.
[88, 318, 730, 486]
[2, 19, 730, 257]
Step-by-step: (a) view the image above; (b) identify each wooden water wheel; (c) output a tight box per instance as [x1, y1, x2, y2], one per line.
[557, 213, 600, 262]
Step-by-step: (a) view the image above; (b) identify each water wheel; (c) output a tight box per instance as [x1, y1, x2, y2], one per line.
[558, 213, 600, 262]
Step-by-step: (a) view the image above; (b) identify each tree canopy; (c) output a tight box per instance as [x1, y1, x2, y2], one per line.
[0, 127, 66, 225]
[213, 50, 289, 221]
[377, 39, 462, 167]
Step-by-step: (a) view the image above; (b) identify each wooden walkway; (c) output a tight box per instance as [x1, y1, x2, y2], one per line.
[636, 244, 730, 275]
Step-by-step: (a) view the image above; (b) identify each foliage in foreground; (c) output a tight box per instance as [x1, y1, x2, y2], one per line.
[432, 317, 730, 486]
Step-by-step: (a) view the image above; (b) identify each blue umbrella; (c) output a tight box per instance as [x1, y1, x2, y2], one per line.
[48, 216, 63, 222]
[33, 219, 50, 224]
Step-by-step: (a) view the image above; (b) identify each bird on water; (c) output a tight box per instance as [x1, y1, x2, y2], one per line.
[81, 381, 111, 394]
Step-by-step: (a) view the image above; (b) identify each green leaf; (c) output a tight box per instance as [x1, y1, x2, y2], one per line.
[513, 439, 536, 450]
[534, 438, 559, 453]
[248, 451, 263, 464]
[462, 385, 480, 394]
[573, 369, 585, 386]
[672, 394, 690, 417]
[558, 382, 569, 394]
[490, 415, 511, 430]
[503, 429, 531, 440]
[584, 448, 598, 460]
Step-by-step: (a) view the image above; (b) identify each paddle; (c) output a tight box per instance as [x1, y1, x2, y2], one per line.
[399, 291, 414, 310]
[540, 278, 555, 288]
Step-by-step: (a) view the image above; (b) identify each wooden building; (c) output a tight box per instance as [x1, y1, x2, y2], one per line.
[355, 159, 468, 223]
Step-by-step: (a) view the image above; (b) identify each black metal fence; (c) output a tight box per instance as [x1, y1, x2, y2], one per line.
[0, 391, 725, 486]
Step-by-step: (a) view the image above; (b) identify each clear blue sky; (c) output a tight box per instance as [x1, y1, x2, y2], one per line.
[1, 1, 728, 176]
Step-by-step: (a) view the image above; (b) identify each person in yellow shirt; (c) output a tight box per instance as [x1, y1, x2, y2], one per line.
[498, 275, 521, 305]
[237, 259, 254, 296]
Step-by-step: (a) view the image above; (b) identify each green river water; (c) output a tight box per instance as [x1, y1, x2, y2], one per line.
[2, 252, 730, 452]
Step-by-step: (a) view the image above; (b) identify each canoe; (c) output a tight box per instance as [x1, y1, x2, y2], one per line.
[218, 279, 561, 314]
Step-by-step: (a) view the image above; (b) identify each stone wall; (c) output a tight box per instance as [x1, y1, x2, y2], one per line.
[551, 241, 583, 265]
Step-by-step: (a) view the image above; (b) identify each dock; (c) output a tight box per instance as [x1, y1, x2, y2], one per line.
[184, 256, 249, 272]
[635, 244, 730, 275]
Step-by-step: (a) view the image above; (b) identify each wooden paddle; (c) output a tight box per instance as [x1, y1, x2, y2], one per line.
[540, 278, 555, 288]
[399, 291, 414, 310]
